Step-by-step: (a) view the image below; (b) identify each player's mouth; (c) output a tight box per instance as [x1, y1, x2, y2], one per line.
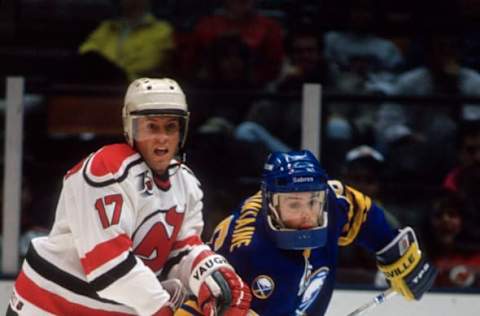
[299, 224, 315, 230]
[154, 148, 168, 157]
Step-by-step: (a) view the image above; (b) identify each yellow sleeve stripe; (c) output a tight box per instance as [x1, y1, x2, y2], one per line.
[211, 216, 233, 251]
[241, 191, 262, 212]
[175, 299, 203, 316]
[338, 186, 372, 246]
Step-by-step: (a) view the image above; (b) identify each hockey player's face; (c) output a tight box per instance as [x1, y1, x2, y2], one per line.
[276, 191, 325, 229]
[134, 116, 181, 174]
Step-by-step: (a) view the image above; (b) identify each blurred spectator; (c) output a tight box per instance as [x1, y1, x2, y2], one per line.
[169, 0, 218, 81]
[370, 123, 448, 232]
[190, 34, 257, 127]
[233, 20, 332, 155]
[380, 123, 438, 194]
[342, 145, 400, 229]
[460, 1, 480, 71]
[272, 21, 331, 92]
[187, 117, 269, 237]
[422, 191, 480, 288]
[324, 0, 403, 93]
[78, 0, 175, 81]
[371, 34, 480, 186]
[337, 145, 401, 285]
[323, 0, 404, 144]
[454, 164, 480, 252]
[443, 119, 480, 192]
[233, 98, 297, 154]
[188, 0, 284, 86]
[377, 34, 480, 160]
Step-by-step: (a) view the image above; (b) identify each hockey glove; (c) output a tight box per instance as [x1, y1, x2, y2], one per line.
[152, 279, 187, 316]
[376, 227, 437, 300]
[189, 250, 251, 316]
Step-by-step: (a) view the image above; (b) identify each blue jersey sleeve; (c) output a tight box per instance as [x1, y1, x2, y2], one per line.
[330, 182, 396, 252]
[354, 202, 397, 252]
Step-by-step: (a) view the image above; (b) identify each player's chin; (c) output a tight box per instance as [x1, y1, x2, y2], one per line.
[299, 224, 316, 230]
[298, 220, 318, 230]
[147, 158, 169, 175]
[284, 221, 313, 230]
[154, 163, 170, 175]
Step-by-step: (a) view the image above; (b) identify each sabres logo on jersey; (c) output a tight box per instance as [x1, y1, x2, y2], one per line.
[296, 267, 329, 314]
[251, 275, 275, 299]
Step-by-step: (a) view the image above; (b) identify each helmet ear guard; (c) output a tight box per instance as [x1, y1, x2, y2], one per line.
[122, 78, 190, 149]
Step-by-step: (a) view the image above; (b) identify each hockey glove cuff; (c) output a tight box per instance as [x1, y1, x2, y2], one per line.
[376, 227, 437, 300]
[189, 250, 251, 316]
[152, 279, 187, 316]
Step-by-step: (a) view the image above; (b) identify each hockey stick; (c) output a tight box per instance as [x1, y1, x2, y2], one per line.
[346, 289, 397, 316]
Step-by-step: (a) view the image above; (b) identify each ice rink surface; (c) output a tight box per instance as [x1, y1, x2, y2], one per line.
[327, 289, 480, 316]
[1, 280, 479, 315]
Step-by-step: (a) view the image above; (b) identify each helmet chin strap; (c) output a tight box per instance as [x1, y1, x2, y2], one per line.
[158, 149, 185, 179]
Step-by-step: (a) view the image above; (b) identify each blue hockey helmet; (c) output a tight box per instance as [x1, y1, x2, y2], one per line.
[261, 150, 329, 250]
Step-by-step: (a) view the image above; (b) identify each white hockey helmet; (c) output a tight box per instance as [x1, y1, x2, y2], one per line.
[122, 78, 190, 148]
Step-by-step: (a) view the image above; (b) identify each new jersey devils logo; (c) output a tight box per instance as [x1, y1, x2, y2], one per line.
[133, 206, 184, 272]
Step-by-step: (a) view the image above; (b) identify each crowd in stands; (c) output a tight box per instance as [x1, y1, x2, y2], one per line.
[2, 0, 480, 288]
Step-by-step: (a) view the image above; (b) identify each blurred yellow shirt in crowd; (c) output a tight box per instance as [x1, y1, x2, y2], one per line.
[79, 14, 174, 81]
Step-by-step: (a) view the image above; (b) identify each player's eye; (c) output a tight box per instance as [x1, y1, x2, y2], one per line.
[286, 201, 302, 210]
[147, 122, 160, 132]
[165, 121, 180, 134]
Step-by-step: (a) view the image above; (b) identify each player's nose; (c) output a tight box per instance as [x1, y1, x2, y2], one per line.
[300, 211, 316, 229]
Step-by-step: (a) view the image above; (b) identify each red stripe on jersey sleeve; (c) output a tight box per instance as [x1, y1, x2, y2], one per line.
[15, 271, 133, 316]
[81, 234, 132, 275]
[172, 235, 203, 251]
[90, 144, 136, 177]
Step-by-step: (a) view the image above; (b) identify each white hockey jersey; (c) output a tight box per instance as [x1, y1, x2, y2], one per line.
[10, 144, 210, 316]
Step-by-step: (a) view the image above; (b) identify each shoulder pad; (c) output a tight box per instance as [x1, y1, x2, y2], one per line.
[84, 143, 143, 187]
[174, 163, 202, 190]
[89, 144, 137, 176]
[338, 185, 373, 246]
[240, 191, 263, 213]
[327, 180, 345, 196]
[178, 162, 196, 178]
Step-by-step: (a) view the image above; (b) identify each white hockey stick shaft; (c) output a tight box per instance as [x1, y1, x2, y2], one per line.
[346, 289, 397, 316]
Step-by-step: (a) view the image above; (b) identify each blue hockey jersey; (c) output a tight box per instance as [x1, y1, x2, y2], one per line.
[209, 180, 396, 316]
